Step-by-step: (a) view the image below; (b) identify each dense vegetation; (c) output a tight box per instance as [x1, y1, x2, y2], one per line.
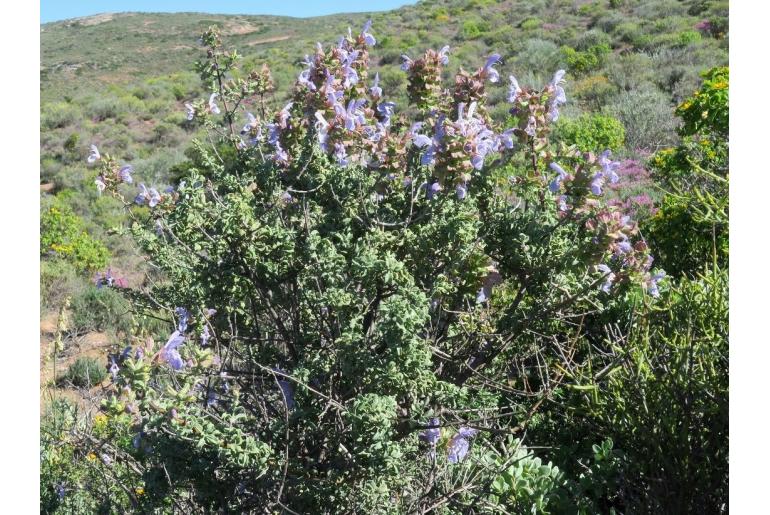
[40, 1, 728, 513]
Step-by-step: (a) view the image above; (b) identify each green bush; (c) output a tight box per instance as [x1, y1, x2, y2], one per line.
[520, 17, 543, 30]
[70, 285, 133, 335]
[64, 357, 108, 388]
[554, 114, 626, 152]
[608, 85, 677, 152]
[677, 29, 703, 46]
[40, 259, 83, 312]
[40, 203, 110, 273]
[644, 67, 728, 277]
[460, 18, 490, 40]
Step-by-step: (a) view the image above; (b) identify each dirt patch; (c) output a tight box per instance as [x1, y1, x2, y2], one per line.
[246, 35, 291, 46]
[66, 13, 135, 27]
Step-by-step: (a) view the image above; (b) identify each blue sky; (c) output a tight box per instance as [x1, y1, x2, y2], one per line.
[40, 1, 418, 23]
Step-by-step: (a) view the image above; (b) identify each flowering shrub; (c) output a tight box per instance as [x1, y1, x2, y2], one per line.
[48, 23, 673, 512]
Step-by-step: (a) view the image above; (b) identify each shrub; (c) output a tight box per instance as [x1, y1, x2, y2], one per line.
[571, 74, 618, 110]
[520, 17, 543, 30]
[48, 24, 718, 514]
[554, 114, 625, 152]
[64, 357, 108, 388]
[677, 29, 703, 46]
[460, 18, 489, 40]
[42, 102, 80, 130]
[607, 85, 678, 152]
[70, 285, 133, 335]
[40, 202, 110, 273]
[40, 259, 83, 312]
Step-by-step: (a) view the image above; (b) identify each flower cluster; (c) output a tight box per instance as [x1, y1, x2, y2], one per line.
[402, 46, 450, 111]
[87, 146, 134, 194]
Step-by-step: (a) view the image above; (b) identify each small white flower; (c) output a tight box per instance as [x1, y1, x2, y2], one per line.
[208, 93, 220, 114]
[87, 144, 100, 164]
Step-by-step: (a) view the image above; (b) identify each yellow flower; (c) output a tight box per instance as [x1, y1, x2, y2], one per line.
[135, 487, 145, 496]
[86, 452, 97, 461]
[711, 81, 727, 90]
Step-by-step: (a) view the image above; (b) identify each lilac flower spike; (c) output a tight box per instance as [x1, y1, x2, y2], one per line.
[482, 54, 502, 83]
[119, 165, 133, 184]
[208, 93, 220, 114]
[200, 325, 211, 347]
[438, 45, 451, 65]
[361, 19, 376, 46]
[508, 75, 521, 103]
[87, 144, 100, 164]
[184, 102, 195, 121]
[448, 427, 478, 464]
[549, 162, 568, 193]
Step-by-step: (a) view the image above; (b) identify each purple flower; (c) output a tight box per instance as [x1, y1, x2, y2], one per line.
[206, 390, 218, 407]
[448, 427, 478, 463]
[360, 19, 376, 46]
[120, 346, 132, 361]
[134, 183, 161, 207]
[426, 181, 442, 200]
[132, 433, 142, 449]
[549, 162, 568, 193]
[597, 264, 615, 293]
[599, 150, 620, 184]
[547, 70, 567, 122]
[87, 144, 100, 164]
[482, 53, 502, 83]
[557, 195, 568, 212]
[119, 165, 133, 184]
[498, 128, 515, 150]
[55, 482, 66, 501]
[161, 331, 185, 370]
[400, 54, 413, 71]
[377, 101, 396, 127]
[281, 190, 293, 203]
[419, 418, 441, 447]
[208, 93, 220, 114]
[647, 271, 666, 298]
[341, 50, 360, 89]
[590, 172, 605, 195]
[184, 102, 195, 121]
[297, 62, 317, 91]
[370, 72, 382, 99]
[278, 102, 293, 128]
[456, 182, 468, 200]
[135, 347, 145, 360]
[200, 325, 210, 346]
[241, 112, 258, 135]
[109, 359, 119, 381]
[175, 307, 189, 332]
[333, 143, 349, 167]
[508, 75, 521, 103]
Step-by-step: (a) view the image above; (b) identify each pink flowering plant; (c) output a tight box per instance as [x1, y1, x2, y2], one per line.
[75, 24, 669, 512]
